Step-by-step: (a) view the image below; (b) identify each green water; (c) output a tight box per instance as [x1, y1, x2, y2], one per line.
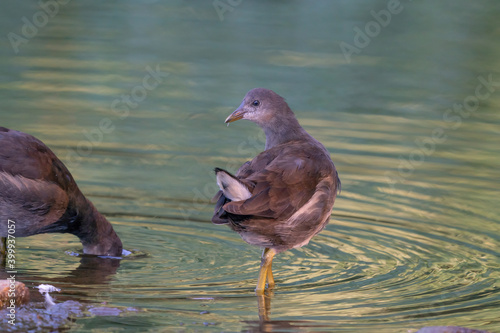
[0, 1, 499, 332]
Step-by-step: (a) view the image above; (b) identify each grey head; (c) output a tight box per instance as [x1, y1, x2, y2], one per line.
[225, 88, 308, 150]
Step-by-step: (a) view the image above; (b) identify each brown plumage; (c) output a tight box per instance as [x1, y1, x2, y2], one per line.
[212, 88, 340, 294]
[0, 127, 122, 257]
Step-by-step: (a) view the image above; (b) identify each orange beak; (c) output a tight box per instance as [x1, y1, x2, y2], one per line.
[225, 108, 246, 123]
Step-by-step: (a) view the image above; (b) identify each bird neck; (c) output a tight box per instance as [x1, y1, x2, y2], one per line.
[76, 198, 123, 257]
[262, 115, 310, 150]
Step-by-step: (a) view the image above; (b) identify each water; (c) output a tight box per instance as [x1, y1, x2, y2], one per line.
[0, 0, 499, 332]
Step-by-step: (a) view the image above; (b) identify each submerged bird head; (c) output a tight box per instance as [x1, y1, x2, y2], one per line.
[225, 88, 294, 127]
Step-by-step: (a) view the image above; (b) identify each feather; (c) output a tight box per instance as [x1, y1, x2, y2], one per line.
[212, 89, 340, 253]
[215, 168, 252, 201]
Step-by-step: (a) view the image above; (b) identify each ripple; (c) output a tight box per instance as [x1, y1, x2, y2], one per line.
[8, 194, 497, 331]
[98, 209, 500, 327]
[245, 215, 500, 324]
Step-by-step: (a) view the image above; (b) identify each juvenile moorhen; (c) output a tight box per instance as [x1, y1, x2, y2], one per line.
[212, 88, 341, 294]
[0, 127, 122, 257]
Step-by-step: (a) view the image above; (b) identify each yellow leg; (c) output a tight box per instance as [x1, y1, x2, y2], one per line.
[255, 248, 276, 295]
[267, 257, 275, 289]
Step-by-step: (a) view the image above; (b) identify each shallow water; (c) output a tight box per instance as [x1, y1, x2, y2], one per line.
[0, 1, 499, 332]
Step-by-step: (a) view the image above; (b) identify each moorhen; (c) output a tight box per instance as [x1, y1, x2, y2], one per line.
[0, 127, 122, 257]
[212, 88, 341, 294]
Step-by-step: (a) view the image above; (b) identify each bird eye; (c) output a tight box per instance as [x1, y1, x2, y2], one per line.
[252, 100, 260, 106]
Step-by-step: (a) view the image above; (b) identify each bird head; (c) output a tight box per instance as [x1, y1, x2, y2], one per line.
[225, 88, 291, 126]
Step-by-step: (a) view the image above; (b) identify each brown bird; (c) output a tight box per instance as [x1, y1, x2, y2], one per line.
[212, 88, 341, 294]
[0, 127, 122, 257]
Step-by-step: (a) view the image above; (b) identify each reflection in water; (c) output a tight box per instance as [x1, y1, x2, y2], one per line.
[257, 293, 272, 323]
[0, 255, 121, 302]
[238, 212, 499, 332]
[0, 254, 127, 330]
[249, 293, 319, 333]
[250, 292, 494, 333]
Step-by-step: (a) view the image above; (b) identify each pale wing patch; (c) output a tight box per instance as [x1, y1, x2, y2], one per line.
[216, 171, 252, 201]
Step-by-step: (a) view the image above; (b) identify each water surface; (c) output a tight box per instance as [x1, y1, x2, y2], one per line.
[0, 1, 499, 332]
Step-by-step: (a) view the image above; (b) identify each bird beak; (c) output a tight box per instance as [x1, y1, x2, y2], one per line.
[225, 109, 245, 123]
[225, 102, 246, 123]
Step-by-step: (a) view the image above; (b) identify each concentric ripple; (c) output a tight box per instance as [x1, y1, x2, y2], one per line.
[273, 216, 500, 321]
[72, 208, 497, 332]
[2, 192, 499, 332]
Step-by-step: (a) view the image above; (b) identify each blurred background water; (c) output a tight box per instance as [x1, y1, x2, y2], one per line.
[0, 0, 499, 332]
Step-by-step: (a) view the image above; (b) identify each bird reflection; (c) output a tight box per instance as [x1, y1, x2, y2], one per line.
[257, 292, 273, 322]
[0, 254, 121, 303]
[246, 292, 326, 333]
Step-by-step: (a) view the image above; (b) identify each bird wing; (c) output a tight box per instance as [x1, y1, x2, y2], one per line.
[0, 173, 69, 236]
[222, 142, 336, 220]
[0, 127, 77, 191]
[0, 127, 73, 236]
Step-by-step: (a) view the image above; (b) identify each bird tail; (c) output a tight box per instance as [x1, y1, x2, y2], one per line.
[214, 168, 252, 201]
